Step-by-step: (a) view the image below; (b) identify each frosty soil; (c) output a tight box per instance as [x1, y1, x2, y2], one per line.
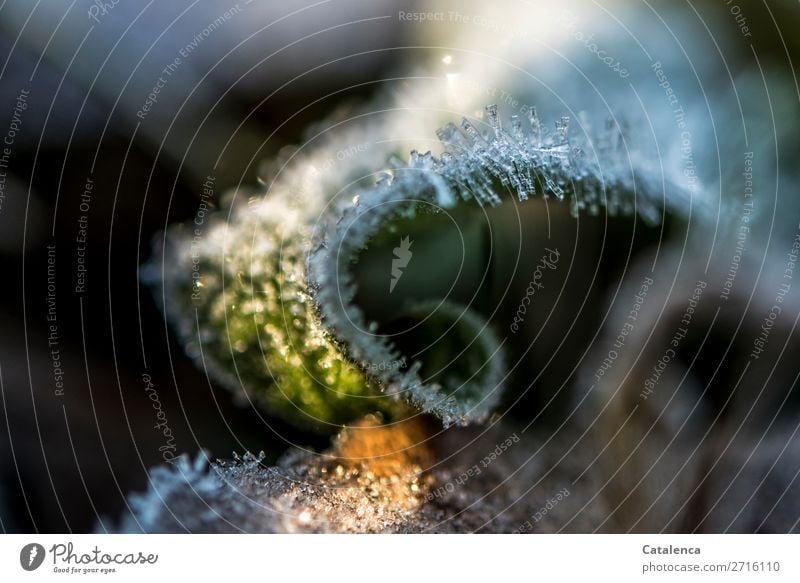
[513, 487, 571, 532]
[425, 433, 519, 502]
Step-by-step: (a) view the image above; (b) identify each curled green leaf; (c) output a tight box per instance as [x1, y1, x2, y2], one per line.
[147, 105, 679, 431]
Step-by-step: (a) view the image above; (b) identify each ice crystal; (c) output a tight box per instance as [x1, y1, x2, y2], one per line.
[307, 105, 676, 425]
[148, 104, 677, 430]
[147, 199, 400, 433]
[117, 419, 609, 533]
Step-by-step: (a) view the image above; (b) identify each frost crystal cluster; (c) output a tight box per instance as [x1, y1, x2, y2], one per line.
[149, 104, 676, 430]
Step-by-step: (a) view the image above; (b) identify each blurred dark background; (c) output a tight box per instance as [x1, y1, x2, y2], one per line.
[0, 0, 798, 533]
